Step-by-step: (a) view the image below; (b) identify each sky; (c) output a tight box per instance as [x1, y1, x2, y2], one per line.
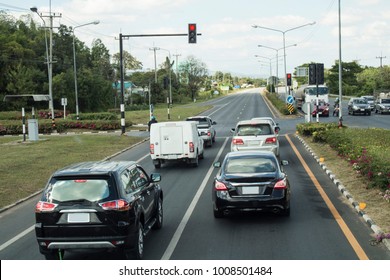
[1, 0, 390, 78]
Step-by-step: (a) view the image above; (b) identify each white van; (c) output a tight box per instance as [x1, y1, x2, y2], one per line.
[149, 121, 204, 168]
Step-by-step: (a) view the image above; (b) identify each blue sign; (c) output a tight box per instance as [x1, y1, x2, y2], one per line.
[286, 95, 294, 104]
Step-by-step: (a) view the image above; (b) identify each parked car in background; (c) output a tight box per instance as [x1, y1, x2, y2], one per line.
[311, 101, 330, 117]
[186, 116, 217, 147]
[35, 160, 163, 260]
[231, 119, 279, 157]
[375, 98, 390, 114]
[212, 151, 290, 218]
[361, 95, 375, 111]
[347, 97, 371, 115]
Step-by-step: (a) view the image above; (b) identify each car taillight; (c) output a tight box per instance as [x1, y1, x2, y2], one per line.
[274, 178, 287, 189]
[207, 131, 211, 136]
[232, 138, 244, 145]
[215, 181, 228, 191]
[99, 199, 130, 211]
[35, 201, 58, 213]
[189, 142, 195, 152]
[265, 137, 277, 144]
[150, 144, 155, 154]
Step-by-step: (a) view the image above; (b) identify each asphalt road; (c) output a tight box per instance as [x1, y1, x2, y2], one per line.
[1, 89, 390, 260]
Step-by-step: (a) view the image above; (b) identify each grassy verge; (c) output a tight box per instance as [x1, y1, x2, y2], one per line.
[296, 123, 390, 235]
[0, 103, 211, 209]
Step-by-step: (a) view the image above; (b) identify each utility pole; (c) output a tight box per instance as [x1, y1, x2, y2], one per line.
[376, 52, 386, 68]
[149, 47, 160, 83]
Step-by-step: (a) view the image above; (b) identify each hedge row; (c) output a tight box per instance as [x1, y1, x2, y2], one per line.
[0, 119, 130, 135]
[296, 123, 390, 191]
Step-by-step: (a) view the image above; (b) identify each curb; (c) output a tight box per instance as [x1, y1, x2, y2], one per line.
[295, 134, 390, 251]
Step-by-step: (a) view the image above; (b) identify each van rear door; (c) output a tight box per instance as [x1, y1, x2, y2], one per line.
[160, 125, 184, 154]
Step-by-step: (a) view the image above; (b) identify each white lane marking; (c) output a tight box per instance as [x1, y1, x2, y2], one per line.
[0, 225, 35, 252]
[161, 137, 229, 260]
[136, 153, 150, 163]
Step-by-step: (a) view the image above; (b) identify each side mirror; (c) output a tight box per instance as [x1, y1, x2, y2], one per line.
[275, 126, 280, 133]
[212, 121, 217, 125]
[150, 173, 161, 182]
[213, 162, 221, 168]
[280, 160, 289, 166]
[230, 128, 235, 133]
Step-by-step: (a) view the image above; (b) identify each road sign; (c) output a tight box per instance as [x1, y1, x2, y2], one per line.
[286, 95, 294, 104]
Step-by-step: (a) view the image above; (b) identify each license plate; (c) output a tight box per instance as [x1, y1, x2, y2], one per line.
[67, 213, 90, 223]
[248, 141, 260, 146]
[242, 186, 260, 194]
[360, 109, 365, 111]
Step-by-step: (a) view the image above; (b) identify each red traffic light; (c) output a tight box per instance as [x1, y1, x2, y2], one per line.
[188, 23, 197, 44]
[286, 73, 292, 86]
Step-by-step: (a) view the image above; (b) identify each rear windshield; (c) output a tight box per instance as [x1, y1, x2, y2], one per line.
[188, 118, 209, 126]
[225, 157, 276, 173]
[44, 178, 111, 203]
[236, 124, 272, 136]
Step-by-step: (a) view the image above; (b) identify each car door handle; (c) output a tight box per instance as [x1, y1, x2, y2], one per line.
[147, 190, 150, 195]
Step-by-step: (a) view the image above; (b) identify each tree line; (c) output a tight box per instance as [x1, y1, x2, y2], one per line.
[0, 11, 262, 115]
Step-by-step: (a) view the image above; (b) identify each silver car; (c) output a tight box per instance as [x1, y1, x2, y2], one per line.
[231, 119, 280, 157]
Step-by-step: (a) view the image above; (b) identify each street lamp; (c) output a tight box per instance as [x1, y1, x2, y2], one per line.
[73, 21, 100, 120]
[252, 22, 315, 97]
[258, 44, 297, 90]
[255, 55, 274, 92]
[30, 7, 54, 121]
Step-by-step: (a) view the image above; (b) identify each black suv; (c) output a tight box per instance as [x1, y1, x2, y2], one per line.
[35, 160, 163, 260]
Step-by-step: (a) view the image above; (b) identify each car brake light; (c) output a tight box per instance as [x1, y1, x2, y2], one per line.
[150, 144, 154, 154]
[232, 138, 244, 145]
[35, 201, 58, 213]
[215, 181, 228, 191]
[265, 137, 276, 144]
[207, 131, 211, 136]
[99, 199, 130, 211]
[274, 178, 287, 189]
[74, 179, 87, 183]
[189, 142, 195, 152]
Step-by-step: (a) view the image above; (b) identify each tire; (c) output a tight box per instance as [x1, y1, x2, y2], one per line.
[44, 249, 64, 260]
[152, 197, 163, 230]
[281, 207, 290, 217]
[133, 223, 144, 260]
[154, 160, 161, 169]
[192, 152, 199, 167]
[213, 207, 224, 218]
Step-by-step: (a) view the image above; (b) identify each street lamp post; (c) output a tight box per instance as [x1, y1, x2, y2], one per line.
[72, 21, 99, 120]
[258, 44, 297, 92]
[252, 22, 315, 97]
[255, 55, 274, 92]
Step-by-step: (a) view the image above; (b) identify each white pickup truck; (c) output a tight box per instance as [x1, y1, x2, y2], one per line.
[186, 116, 217, 147]
[149, 121, 204, 168]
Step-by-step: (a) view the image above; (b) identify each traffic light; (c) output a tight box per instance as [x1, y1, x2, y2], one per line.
[286, 73, 292, 86]
[188, 23, 197, 44]
[309, 63, 316, 85]
[316, 63, 324, 85]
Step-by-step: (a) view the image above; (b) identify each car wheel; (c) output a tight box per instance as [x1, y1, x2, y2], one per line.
[208, 140, 212, 147]
[213, 206, 224, 218]
[368, 111, 371, 116]
[154, 160, 161, 169]
[281, 207, 290, 217]
[192, 152, 199, 167]
[133, 223, 144, 260]
[44, 249, 64, 260]
[152, 197, 163, 230]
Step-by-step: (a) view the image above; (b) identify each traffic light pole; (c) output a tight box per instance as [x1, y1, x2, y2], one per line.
[117, 31, 201, 134]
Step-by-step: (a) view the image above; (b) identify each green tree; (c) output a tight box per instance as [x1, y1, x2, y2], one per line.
[179, 56, 208, 100]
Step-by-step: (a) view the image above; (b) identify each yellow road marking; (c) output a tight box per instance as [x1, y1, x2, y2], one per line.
[285, 134, 369, 260]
